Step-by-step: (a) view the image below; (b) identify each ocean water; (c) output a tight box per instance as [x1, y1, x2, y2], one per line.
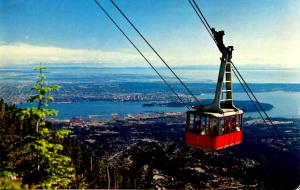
[1, 65, 300, 119]
[18, 91, 300, 120]
[19, 91, 300, 119]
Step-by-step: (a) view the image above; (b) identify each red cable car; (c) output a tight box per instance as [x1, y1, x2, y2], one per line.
[185, 40, 244, 150]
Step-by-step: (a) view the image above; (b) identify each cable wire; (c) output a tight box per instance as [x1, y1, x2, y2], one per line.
[232, 67, 277, 137]
[232, 68, 269, 127]
[94, 0, 294, 155]
[188, 0, 295, 154]
[188, 0, 216, 45]
[93, 0, 190, 109]
[232, 65, 295, 154]
[109, 0, 201, 105]
[192, 0, 212, 33]
[232, 63, 286, 140]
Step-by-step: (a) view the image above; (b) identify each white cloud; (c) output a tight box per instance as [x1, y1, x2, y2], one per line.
[0, 42, 222, 67]
[0, 41, 299, 69]
[0, 43, 144, 66]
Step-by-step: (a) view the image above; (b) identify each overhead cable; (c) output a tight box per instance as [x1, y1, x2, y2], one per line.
[188, 0, 216, 45]
[233, 65, 294, 153]
[109, 0, 201, 105]
[189, 0, 295, 154]
[232, 69, 269, 128]
[232, 63, 286, 141]
[93, 0, 190, 109]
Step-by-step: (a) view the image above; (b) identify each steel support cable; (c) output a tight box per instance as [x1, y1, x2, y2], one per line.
[188, 0, 268, 129]
[109, 0, 202, 105]
[189, 0, 280, 132]
[231, 63, 285, 139]
[188, 0, 217, 45]
[234, 67, 295, 155]
[189, 0, 280, 133]
[232, 69, 270, 128]
[189, 0, 295, 154]
[232, 65, 296, 155]
[188, 0, 269, 127]
[93, 0, 190, 109]
[192, 0, 212, 32]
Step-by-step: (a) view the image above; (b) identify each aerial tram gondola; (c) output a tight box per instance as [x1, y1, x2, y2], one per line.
[94, 0, 247, 152]
[185, 29, 243, 150]
[94, 0, 293, 153]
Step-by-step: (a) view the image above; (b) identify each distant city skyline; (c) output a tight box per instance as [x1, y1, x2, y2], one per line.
[0, 0, 299, 68]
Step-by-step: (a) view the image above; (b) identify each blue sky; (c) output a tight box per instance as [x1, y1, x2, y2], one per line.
[0, 0, 299, 68]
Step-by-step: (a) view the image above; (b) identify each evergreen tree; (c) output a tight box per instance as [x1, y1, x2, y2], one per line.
[17, 63, 75, 188]
[0, 100, 22, 179]
[63, 137, 88, 188]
